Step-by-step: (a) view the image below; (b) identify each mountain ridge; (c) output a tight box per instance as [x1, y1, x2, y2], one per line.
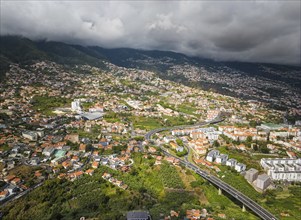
[1, 36, 300, 103]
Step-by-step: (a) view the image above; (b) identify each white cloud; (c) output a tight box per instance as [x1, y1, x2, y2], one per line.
[0, 0, 300, 65]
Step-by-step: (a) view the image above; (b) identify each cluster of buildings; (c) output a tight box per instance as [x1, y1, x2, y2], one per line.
[98, 154, 132, 172]
[166, 62, 301, 110]
[1, 57, 301, 216]
[206, 150, 246, 172]
[0, 175, 24, 201]
[169, 127, 222, 157]
[218, 123, 301, 152]
[261, 158, 301, 182]
[218, 126, 259, 142]
[171, 127, 220, 141]
[102, 172, 128, 190]
[206, 109, 220, 122]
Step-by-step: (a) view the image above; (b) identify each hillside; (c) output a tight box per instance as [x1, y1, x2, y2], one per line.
[1, 36, 300, 109]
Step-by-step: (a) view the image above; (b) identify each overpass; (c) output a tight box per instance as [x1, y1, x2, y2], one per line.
[144, 118, 277, 220]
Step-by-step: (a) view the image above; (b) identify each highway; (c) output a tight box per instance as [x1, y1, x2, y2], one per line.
[144, 118, 278, 220]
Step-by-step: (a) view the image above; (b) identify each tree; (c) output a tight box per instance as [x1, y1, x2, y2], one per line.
[246, 136, 253, 143]
[253, 144, 258, 151]
[213, 140, 220, 147]
[249, 120, 258, 128]
[176, 138, 184, 146]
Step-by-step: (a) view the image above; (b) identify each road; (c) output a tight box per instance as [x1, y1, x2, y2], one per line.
[144, 118, 278, 220]
[0, 181, 44, 207]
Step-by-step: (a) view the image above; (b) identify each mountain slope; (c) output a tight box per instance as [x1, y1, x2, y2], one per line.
[1, 36, 300, 108]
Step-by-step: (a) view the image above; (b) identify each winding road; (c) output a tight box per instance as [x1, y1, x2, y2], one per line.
[144, 118, 278, 220]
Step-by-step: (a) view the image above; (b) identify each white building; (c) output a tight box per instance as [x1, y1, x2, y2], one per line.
[206, 150, 219, 162]
[245, 168, 259, 183]
[163, 136, 175, 143]
[256, 174, 271, 190]
[71, 100, 82, 112]
[126, 100, 142, 110]
[235, 163, 246, 172]
[215, 154, 228, 165]
[226, 158, 237, 167]
[260, 158, 301, 182]
[22, 131, 38, 141]
[42, 147, 55, 157]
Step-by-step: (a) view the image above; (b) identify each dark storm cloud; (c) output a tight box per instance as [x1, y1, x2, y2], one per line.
[0, 0, 300, 65]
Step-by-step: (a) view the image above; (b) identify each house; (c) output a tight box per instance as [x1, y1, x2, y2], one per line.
[186, 209, 201, 220]
[166, 157, 175, 164]
[163, 136, 175, 143]
[215, 154, 228, 164]
[71, 155, 79, 162]
[62, 160, 72, 169]
[11, 177, 21, 185]
[42, 147, 55, 157]
[6, 161, 15, 170]
[194, 146, 207, 155]
[245, 168, 259, 183]
[30, 157, 40, 166]
[235, 163, 246, 172]
[126, 211, 151, 220]
[218, 213, 226, 219]
[148, 147, 157, 153]
[71, 171, 83, 180]
[101, 157, 109, 165]
[155, 156, 162, 165]
[64, 134, 79, 143]
[94, 156, 101, 162]
[85, 169, 94, 176]
[92, 161, 99, 169]
[256, 174, 271, 190]
[206, 150, 219, 162]
[170, 210, 179, 217]
[115, 180, 123, 187]
[0, 190, 9, 199]
[22, 131, 38, 141]
[102, 173, 112, 179]
[79, 144, 87, 152]
[226, 158, 237, 167]
[4, 175, 16, 183]
[170, 142, 178, 150]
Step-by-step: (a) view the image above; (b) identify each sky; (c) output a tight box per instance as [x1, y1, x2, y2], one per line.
[1, 0, 300, 65]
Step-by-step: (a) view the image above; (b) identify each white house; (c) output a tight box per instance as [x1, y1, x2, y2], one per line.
[215, 154, 228, 165]
[206, 150, 219, 162]
[235, 163, 246, 172]
[226, 158, 237, 167]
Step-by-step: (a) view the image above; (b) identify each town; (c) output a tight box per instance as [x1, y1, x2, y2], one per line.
[0, 60, 300, 220]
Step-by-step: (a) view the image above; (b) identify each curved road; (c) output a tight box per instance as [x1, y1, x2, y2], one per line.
[144, 118, 277, 220]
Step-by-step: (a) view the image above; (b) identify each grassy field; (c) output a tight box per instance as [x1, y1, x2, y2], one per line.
[262, 186, 301, 220]
[31, 95, 71, 116]
[176, 103, 199, 116]
[131, 116, 163, 131]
